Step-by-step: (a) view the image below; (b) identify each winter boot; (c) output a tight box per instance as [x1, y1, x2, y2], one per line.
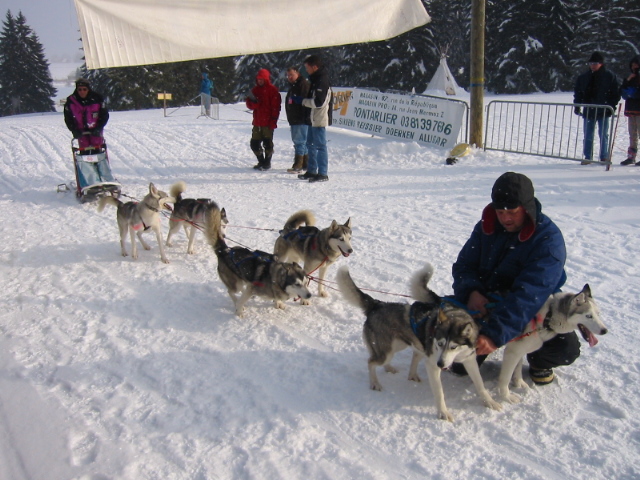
[259, 153, 272, 171]
[253, 153, 265, 170]
[302, 154, 309, 171]
[287, 154, 304, 173]
[529, 366, 555, 385]
[298, 171, 316, 180]
[622, 147, 637, 165]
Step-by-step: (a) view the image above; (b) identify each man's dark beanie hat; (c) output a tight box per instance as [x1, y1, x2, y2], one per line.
[589, 51, 604, 64]
[491, 172, 537, 223]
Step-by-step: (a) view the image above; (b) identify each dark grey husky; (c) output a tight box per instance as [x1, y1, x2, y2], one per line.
[204, 208, 311, 317]
[274, 210, 353, 304]
[166, 181, 228, 254]
[337, 265, 502, 422]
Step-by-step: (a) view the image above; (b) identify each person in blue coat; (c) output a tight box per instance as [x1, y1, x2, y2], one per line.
[200, 72, 213, 116]
[451, 172, 580, 385]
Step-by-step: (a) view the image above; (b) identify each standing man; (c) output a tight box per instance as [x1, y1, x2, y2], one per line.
[64, 78, 109, 151]
[284, 67, 310, 173]
[246, 68, 281, 171]
[294, 55, 332, 183]
[573, 51, 620, 164]
[451, 172, 580, 385]
[200, 72, 213, 117]
[620, 56, 640, 165]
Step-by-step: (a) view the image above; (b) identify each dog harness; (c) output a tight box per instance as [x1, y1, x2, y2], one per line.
[282, 227, 319, 250]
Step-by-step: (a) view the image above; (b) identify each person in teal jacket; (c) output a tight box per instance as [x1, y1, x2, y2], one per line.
[452, 172, 580, 385]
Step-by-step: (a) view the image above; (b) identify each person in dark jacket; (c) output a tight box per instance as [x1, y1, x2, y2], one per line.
[620, 56, 640, 165]
[293, 55, 332, 183]
[245, 68, 281, 171]
[64, 78, 109, 150]
[284, 67, 310, 173]
[452, 172, 580, 385]
[573, 51, 620, 164]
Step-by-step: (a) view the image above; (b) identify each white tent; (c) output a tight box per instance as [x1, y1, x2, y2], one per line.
[424, 56, 461, 95]
[74, 0, 430, 70]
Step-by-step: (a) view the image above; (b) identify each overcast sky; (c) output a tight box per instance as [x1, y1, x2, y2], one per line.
[0, 0, 81, 60]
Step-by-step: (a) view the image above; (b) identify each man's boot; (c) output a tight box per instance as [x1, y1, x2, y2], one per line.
[253, 153, 265, 170]
[302, 154, 309, 171]
[287, 154, 304, 173]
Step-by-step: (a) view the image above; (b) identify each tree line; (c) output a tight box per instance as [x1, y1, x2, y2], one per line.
[1, 1, 638, 115]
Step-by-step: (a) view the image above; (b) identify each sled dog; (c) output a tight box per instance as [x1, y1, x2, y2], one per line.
[497, 284, 608, 403]
[166, 181, 228, 254]
[274, 210, 353, 304]
[337, 265, 501, 422]
[204, 207, 311, 317]
[98, 182, 175, 263]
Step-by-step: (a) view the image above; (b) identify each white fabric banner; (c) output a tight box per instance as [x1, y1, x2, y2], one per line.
[332, 88, 466, 149]
[74, 0, 430, 69]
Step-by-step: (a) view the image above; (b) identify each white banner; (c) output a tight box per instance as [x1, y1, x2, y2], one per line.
[74, 0, 430, 69]
[332, 88, 465, 149]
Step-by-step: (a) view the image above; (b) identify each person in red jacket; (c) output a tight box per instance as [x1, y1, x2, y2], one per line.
[245, 69, 281, 171]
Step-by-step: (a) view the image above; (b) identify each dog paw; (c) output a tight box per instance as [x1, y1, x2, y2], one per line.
[319, 290, 329, 298]
[484, 398, 503, 411]
[301, 299, 311, 306]
[275, 301, 286, 310]
[370, 382, 383, 391]
[384, 365, 398, 374]
[143, 245, 151, 251]
[408, 373, 422, 382]
[438, 409, 454, 422]
[166, 241, 173, 247]
[161, 257, 170, 264]
[498, 388, 521, 404]
[511, 379, 529, 390]
[187, 249, 195, 254]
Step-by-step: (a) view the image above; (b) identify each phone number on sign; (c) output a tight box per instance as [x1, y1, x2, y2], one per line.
[400, 117, 452, 135]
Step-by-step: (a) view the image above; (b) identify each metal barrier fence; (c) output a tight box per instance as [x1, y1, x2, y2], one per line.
[484, 100, 615, 164]
[200, 94, 220, 119]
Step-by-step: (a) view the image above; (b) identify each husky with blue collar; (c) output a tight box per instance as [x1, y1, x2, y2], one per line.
[336, 264, 501, 422]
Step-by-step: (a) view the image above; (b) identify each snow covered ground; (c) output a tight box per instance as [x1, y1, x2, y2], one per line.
[0, 93, 639, 480]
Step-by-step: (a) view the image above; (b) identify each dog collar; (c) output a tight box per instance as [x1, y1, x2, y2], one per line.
[144, 202, 159, 212]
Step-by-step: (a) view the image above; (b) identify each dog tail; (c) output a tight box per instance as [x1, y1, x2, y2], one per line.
[204, 203, 226, 253]
[410, 263, 441, 303]
[336, 266, 380, 314]
[169, 181, 187, 203]
[97, 195, 122, 213]
[282, 209, 316, 232]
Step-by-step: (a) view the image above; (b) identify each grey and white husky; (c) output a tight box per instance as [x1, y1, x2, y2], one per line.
[337, 265, 501, 422]
[165, 181, 228, 254]
[98, 182, 175, 263]
[274, 210, 353, 304]
[204, 207, 311, 317]
[498, 284, 608, 403]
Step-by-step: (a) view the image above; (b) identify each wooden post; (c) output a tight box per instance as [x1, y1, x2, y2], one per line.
[157, 92, 172, 117]
[469, 0, 485, 148]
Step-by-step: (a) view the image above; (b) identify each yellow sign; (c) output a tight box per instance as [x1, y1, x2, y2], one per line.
[157, 93, 172, 100]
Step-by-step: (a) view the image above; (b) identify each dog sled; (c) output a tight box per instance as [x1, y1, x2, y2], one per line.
[69, 136, 121, 203]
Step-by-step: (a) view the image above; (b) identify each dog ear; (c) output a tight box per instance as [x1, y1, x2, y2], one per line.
[344, 217, 352, 228]
[330, 219, 338, 231]
[149, 183, 157, 195]
[581, 284, 592, 298]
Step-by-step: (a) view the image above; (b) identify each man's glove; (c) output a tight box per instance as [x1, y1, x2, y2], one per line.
[290, 95, 304, 105]
[574, 106, 581, 116]
[72, 130, 82, 139]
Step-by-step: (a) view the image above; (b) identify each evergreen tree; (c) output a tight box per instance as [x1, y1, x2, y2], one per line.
[0, 10, 56, 116]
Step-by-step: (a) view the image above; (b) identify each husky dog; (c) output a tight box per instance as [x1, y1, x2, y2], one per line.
[337, 265, 501, 422]
[98, 183, 175, 263]
[165, 181, 228, 254]
[497, 284, 607, 403]
[204, 207, 311, 317]
[274, 210, 353, 304]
